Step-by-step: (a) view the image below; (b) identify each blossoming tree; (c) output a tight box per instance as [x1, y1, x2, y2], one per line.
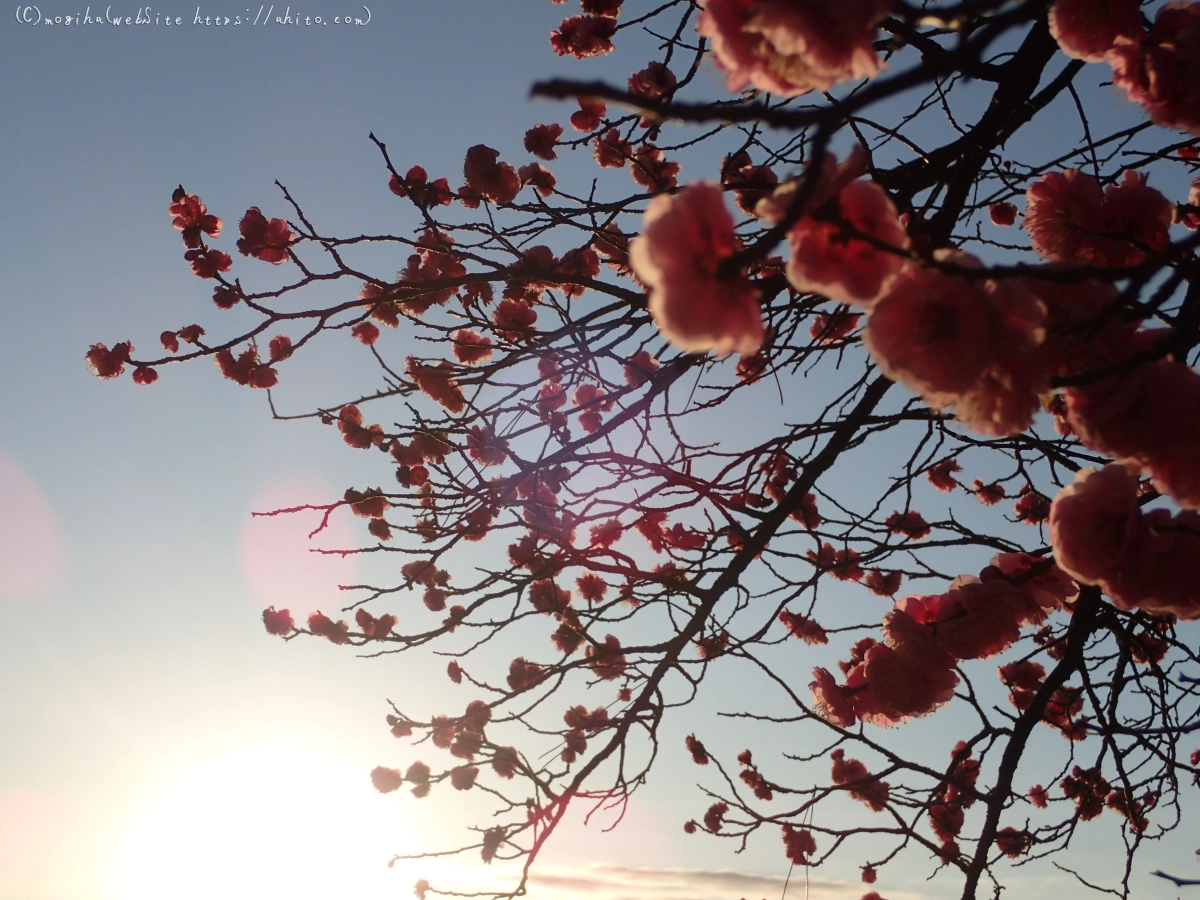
[91, 0, 1200, 897]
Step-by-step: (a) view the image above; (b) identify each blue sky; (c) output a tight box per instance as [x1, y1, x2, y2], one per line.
[2, 3, 1199, 900]
[0, 5, 786, 899]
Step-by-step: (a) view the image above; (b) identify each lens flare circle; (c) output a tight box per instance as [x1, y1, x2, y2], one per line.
[240, 475, 359, 618]
[0, 448, 64, 601]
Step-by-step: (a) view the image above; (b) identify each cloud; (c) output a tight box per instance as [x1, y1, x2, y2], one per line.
[524, 862, 870, 900]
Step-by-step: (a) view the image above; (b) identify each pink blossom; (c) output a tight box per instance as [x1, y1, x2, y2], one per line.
[1048, 464, 1144, 586]
[1108, 3, 1200, 136]
[629, 182, 763, 357]
[1105, 508, 1200, 619]
[551, 15, 617, 58]
[452, 329, 494, 365]
[989, 201, 1018, 226]
[932, 576, 1043, 660]
[262, 606, 294, 636]
[786, 179, 910, 307]
[370, 766, 404, 793]
[926, 459, 961, 492]
[697, 0, 893, 97]
[524, 123, 563, 161]
[85, 341, 133, 379]
[941, 277, 1048, 436]
[1025, 168, 1172, 266]
[1049, 0, 1143, 62]
[810, 666, 857, 727]
[863, 264, 994, 406]
[168, 189, 221, 248]
[809, 309, 861, 344]
[582, 0, 623, 15]
[1067, 359, 1200, 509]
[630, 145, 680, 192]
[1179, 178, 1200, 229]
[519, 163, 557, 198]
[864, 569, 902, 597]
[885, 510, 930, 540]
[571, 98, 607, 132]
[757, 145, 869, 224]
[722, 151, 780, 215]
[990, 552, 1079, 611]
[406, 358, 466, 414]
[863, 612, 958, 720]
[864, 257, 1049, 435]
[593, 129, 633, 168]
[237, 207, 294, 264]
[628, 61, 677, 98]
[463, 145, 520, 205]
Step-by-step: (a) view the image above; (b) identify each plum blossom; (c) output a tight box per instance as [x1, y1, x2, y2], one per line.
[864, 256, 1048, 435]
[519, 163, 557, 198]
[452, 329, 494, 365]
[570, 98, 606, 132]
[990, 552, 1078, 612]
[390, 165, 453, 208]
[1025, 169, 1172, 266]
[237, 207, 294, 264]
[184, 248, 232, 279]
[628, 61, 677, 98]
[370, 766, 403, 793]
[523, 123, 563, 161]
[629, 182, 763, 356]
[215, 347, 278, 389]
[407, 358, 466, 413]
[930, 576, 1045, 660]
[593, 129, 633, 168]
[1179, 178, 1200, 229]
[630, 145, 680, 192]
[697, 0, 894, 97]
[1105, 507, 1200, 619]
[864, 569, 902, 596]
[1108, 3, 1200, 135]
[1048, 0, 1143, 62]
[464, 145, 521, 205]
[989, 201, 1018, 226]
[810, 666, 858, 726]
[863, 264, 994, 405]
[1049, 464, 1145, 586]
[786, 178, 910, 307]
[722, 151, 780, 214]
[168, 188, 221, 248]
[86, 341, 133, 379]
[809, 309, 860, 343]
[262, 606, 294, 636]
[926, 459, 961, 492]
[551, 15, 617, 58]
[830, 749, 890, 810]
[859, 634, 956, 723]
[1066, 358, 1200, 509]
[623, 349, 659, 386]
[582, 0, 623, 15]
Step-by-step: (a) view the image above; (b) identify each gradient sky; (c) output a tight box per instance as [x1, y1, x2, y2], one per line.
[1, 3, 1198, 900]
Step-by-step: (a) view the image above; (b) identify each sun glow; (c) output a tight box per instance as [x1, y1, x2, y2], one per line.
[109, 742, 422, 900]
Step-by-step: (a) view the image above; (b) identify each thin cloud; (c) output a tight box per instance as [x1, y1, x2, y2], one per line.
[525, 862, 872, 900]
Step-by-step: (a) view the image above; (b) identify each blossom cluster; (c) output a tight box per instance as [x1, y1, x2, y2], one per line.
[1051, 0, 1200, 135]
[809, 551, 1077, 728]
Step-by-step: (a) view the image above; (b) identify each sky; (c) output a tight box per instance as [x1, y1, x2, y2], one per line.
[1, 3, 1198, 900]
